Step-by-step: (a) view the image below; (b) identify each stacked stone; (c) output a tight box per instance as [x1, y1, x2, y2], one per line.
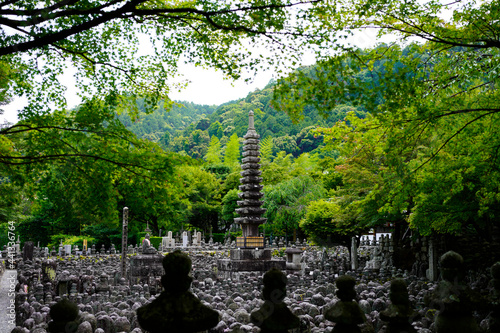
[234, 111, 266, 247]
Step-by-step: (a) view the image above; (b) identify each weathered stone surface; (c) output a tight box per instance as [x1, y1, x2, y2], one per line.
[128, 254, 163, 285]
[218, 258, 285, 272]
[230, 249, 272, 261]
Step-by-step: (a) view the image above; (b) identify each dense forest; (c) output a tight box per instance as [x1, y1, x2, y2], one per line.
[0, 72, 353, 249]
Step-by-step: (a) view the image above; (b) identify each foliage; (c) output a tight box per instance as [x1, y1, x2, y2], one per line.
[300, 199, 365, 248]
[263, 175, 326, 237]
[205, 136, 222, 164]
[224, 133, 241, 169]
[272, 0, 500, 239]
[1, 0, 337, 119]
[181, 165, 222, 233]
[260, 136, 274, 163]
[221, 189, 239, 226]
[48, 234, 96, 250]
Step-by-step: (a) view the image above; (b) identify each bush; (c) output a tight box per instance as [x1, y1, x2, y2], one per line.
[211, 231, 241, 244]
[48, 234, 96, 250]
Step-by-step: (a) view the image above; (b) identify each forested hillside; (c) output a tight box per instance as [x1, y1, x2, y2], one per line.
[119, 80, 356, 160]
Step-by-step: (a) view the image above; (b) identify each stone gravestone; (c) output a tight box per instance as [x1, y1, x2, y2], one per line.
[121, 207, 128, 278]
[15, 235, 21, 256]
[426, 237, 438, 281]
[489, 261, 500, 332]
[64, 245, 71, 256]
[285, 248, 302, 271]
[351, 236, 358, 270]
[192, 232, 198, 246]
[192, 231, 202, 247]
[22, 241, 34, 261]
[137, 250, 219, 333]
[182, 231, 188, 248]
[162, 231, 175, 250]
[251, 268, 300, 333]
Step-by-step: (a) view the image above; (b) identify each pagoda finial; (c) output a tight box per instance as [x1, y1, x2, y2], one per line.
[248, 111, 255, 130]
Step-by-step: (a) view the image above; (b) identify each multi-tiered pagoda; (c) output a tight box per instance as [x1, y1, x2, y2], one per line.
[235, 110, 266, 248]
[217, 111, 285, 276]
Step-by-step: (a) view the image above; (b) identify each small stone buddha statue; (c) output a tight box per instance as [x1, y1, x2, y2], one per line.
[251, 268, 300, 333]
[142, 233, 157, 254]
[380, 278, 417, 333]
[325, 275, 366, 333]
[136, 250, 219, 333]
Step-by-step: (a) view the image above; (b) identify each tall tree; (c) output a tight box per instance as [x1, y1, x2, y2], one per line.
[224, 133, 240, 169]
[205, 136, 222, 164]
[271, 0, 500, 240]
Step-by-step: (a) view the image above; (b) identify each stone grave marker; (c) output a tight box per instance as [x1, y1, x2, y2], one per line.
[431, 251, 480, 333]
[64, 245, 71, 256]
[122, 207, 128, 278]
[23, 241, 34, 261]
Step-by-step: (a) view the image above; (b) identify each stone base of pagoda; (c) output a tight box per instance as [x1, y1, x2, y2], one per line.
[217, 248, 286, 278]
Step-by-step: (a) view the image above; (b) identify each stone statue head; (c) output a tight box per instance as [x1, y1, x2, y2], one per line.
[440, 251, 464, 282]
[335, 275, 357, 302]
[389, 278, 410, 306]
[262, 268, 287, 303]
[161, 250, 192, 293]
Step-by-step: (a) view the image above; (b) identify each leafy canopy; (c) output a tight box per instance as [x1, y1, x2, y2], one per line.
[0, 0, 337, 119]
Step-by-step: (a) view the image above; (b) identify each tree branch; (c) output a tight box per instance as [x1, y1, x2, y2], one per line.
[412, 110, 498, 173]
[0, 0, 148, 56]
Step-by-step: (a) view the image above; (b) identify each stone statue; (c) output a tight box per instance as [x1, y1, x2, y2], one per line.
[142, 233, 157, 254]
[365, 246, 383, 270]
[325, 275, 366, 333]
[47, 299, 79, 333]
[380, 278, 417, 333]
[137, 250, 219, 333]
[430, 251, 480, 333]
[251, 268, 300, 333]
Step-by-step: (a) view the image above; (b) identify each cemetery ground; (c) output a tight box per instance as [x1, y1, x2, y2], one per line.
[4, 235, 500, 333]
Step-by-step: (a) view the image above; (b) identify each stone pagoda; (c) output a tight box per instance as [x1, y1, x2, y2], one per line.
[218, 111, 285, 276]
